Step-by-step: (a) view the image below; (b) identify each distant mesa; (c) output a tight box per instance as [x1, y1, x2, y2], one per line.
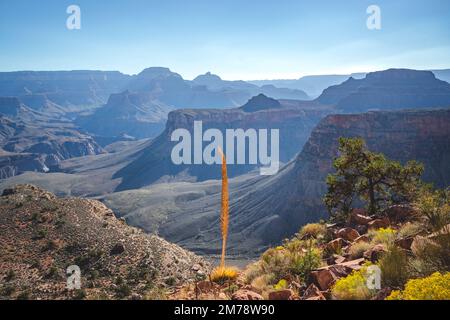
[240, 94, 282, 112]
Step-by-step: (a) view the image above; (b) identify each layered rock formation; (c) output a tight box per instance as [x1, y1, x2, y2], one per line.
[317, 69, 450, 112]
[113, 95, 332, 191]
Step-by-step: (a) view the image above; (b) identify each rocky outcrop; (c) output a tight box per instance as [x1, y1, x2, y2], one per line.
[0, 115, 104, 178]
[76, 90, 171, 140]
[317, 69, 450, 112]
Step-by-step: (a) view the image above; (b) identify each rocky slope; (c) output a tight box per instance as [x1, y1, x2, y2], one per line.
[75, 90, 172, 140]
[113, 95, 332, 191]
[0, 70, 130, 111]
[0, 184, 210, 300]
[0, 113, 104, 178]
[316, 69, 450, 112]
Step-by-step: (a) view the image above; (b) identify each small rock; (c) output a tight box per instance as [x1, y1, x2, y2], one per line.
[363, 244, 386, 262]
[395, 237, 414, 250]
[268, 289, 293, 300]
[351, 209, 373, 225]
[336, 227, 360, 242]
[354, 235, 370, 243]
[368, 217, 390, 229]
[326, 238, 349, 253]
[302, 284, 326, 300]
[231, 289, 263, 300]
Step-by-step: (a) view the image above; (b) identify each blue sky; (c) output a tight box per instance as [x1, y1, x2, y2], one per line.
[1, 0, 449, 80]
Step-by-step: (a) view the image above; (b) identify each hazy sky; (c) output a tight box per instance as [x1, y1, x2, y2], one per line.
[1, 0, 449, 80]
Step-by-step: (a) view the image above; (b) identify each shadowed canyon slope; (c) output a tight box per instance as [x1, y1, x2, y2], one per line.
[112, 95, 332, 191]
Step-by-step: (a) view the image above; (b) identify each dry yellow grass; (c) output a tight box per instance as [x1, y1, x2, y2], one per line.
[210, 266, 238, 284]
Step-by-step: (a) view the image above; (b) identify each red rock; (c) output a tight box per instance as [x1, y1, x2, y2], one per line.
[268, 289, 294, 300]
[368, 217, 390, 229]
[310, 269, 336, 291]
[395, 237, 414, 250]
[196, 280, 213, 293]
[354, 235, 370, 243]
[351, 209, 373, 225]
[326, 238, 349, 253]
[336, 227, 360, 242]
[383, 204, 417, 222]
[231, 290, 263, 300]
[363, 244, 386, 262]
[302, 284, 326, 300]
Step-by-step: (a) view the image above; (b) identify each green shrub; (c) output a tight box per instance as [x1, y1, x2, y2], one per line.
[348, 242, 372, 259]
[378, 245, 409, 288]
[415, 188, 450, 232]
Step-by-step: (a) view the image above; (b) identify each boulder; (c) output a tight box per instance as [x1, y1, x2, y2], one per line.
[354, 235, 370, 243]
[231, 290, 263, 301]
[368, 217, 390, 230]
[302, 284, 326, 300]
[310, 269, 336, 291]
[395, 237, 414, 250]
[326, 238, 350, 253]
[383, 204, 417, 222]
[268, 289, 294, 300]
[336, 228, 360, 242]
[363, 244, 386, 262]
[351, 209, 373, 225]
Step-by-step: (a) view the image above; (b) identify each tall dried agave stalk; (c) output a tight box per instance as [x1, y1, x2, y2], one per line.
[218, 147, 229, 269]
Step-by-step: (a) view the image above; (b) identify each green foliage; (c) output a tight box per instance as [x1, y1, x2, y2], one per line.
[378, 245, 409, 288]
[331, 264, 376, 300]
[324, 137, 423, 221]
[369, 227, 396, 245]
[415, 187, 450, 232]
[397, 222, 424, 239]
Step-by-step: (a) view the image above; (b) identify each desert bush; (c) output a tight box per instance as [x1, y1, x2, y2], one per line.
[288, 246, 322, 280]
[378, 245, 409, 288]
[369, 227, 396, 245]
[251, 274, 275, 293]
[298, 223, 327, 239]
[348, 242, 372, 259]
[397, 222, 424, 239]
[415, 188, 450, 232]
[210, 267, 238, 284]
[386, 272, 450, 300]
[260, 247, 290, 282]
[243, 262, 262, 284]
[331, 265, 377, 300]
[145, 288, 167, 300]
[273, 279, 288, 290]
[410, 230, 450, 276]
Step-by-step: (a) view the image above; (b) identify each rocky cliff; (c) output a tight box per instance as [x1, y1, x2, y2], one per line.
[316, 69, 450, 112]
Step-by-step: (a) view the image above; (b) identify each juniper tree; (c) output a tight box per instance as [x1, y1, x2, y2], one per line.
[324, 137, 424, 222]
